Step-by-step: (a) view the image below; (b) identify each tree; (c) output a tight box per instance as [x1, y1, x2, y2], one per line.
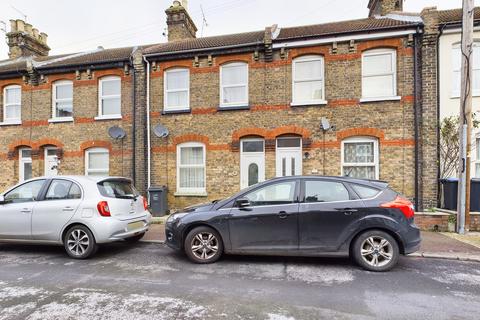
[440, 114, 479, 178]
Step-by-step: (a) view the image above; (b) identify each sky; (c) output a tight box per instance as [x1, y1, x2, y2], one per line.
[0, 0, 476, 58]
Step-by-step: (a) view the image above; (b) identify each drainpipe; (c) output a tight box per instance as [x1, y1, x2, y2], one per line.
[143, 56, 151, 189]
[436, 24, 446, 207]
[130, 51, 137, 185]
[413, 26, 421, 211]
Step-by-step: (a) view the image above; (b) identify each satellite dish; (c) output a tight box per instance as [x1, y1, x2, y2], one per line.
[320, 117, 331, 131]
[153, 124, 169, 138]
[108, 126, 126, 139]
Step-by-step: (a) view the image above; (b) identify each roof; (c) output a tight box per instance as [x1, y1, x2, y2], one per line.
[277, 17, 419, 41]
[143, 30, 265, 55]
[438, 7, 480, 24]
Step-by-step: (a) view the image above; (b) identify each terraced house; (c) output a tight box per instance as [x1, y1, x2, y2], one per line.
[0, 0, 470, 212]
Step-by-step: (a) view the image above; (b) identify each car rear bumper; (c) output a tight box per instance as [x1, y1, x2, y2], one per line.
[93, 212, 152, 243]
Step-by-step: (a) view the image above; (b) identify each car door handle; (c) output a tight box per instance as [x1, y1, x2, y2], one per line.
[336, 208, 358, 215]
[62, 207, 75, 212]
[20, 208, 32, 213]
[278, 211, 289, 219]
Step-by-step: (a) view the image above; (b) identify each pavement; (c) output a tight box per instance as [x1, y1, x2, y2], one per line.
[144, 222, 480, 261]
[0, 242, 479, 319]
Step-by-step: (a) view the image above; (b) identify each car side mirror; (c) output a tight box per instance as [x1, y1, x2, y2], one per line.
[235, 197, 251, 209]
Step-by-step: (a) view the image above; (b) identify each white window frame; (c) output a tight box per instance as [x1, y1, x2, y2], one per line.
[50, 80, 74, 123]
[220, 62, 249, 108]
[85, 147, 109, 176]
[176, 142, 206, 195]
[96, 76, 121, 120]
[19, 148, 32, 182]
[361, 49, 400, 102]
[452, 42, 480, 98]
[2, 85, 22, 125]
[291, 55, 326, 106]
[341, 136, 379, 179]
[164, 68, 190, 112]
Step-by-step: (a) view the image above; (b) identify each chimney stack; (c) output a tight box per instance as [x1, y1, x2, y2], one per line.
[6, 19, 50, 59]
[165, 0, 197, 42]
[368, 0, 403, 17]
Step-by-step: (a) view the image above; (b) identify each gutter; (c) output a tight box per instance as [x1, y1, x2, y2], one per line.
[143, 56, 151, 190]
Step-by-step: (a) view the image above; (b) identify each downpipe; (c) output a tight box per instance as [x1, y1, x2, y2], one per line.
[143, 56, 151, 190]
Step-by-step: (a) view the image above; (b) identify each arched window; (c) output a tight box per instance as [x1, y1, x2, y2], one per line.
[220, 62, 248, 108]
[361, 48, 397, 100]
[164, 68, 190, 112]
[51, 80, 73, 121]
[3, 84, 21, 124]
[177, 142, 206, 194]
[85, 147, 109, 176]
[341, 137, 379, 179]
[98, 76, 121, 118]
[292, 55, 325, 105]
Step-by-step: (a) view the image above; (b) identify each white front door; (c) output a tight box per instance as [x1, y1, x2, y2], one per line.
[276, 137, 302, 177]
[44, 148, 58, 176]
[240, 139, 265, 189]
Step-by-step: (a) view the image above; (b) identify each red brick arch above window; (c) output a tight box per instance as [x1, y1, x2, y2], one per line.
[173, 134, 210, 146]
[270, 126, 311, 139]
[80, 140, 113, 152]
[232, 128, 268, 141]
[336, 128, 385, 141]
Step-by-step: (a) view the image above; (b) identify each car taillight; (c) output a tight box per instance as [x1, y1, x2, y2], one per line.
[143, 196, 149, 210]
[97, 201, 111, 217]
[380, 196, 415, 219]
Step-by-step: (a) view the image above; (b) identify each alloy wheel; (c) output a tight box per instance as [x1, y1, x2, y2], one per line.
[190, 232, 219, 260]
[360, 236, 393, 268]
[67, 229, 90, 256]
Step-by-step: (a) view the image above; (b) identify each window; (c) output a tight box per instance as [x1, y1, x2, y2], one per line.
[19, 148, 32, 182]
[3, 85, 21, 123]
[45, 180, 81, 200]
[351, 184, 381, 199]
[98, 76, 121, 117]
[85, 148, 109, 176]
[304, 180, 350, 203]
[164, 68, 189, 111]
[292, 55, 325, 105]
[4, 179, 45, 203]
[97, 180, 139, 199]
[342, 137, 379, 180]
[362, 49, 397, 100]
[476, 137, 480, 178]
[220, 62, 248, 107]
[52, 80, 73, 120]
[243, 181, 296, 206]
[177, 142, 206, 194]
[452, 43, 480, 97]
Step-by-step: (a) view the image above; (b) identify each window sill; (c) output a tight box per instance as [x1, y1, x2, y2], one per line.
[174, 192, 208, 197]
[94, 115, 123, 121]
[218, 105, 250, 111]
[162, 109, 191, 115]
[360, 96, 401, 103]
[0, 120, 22, 126]
[290, 100, 328, 107]
[48, 117, 74, 123]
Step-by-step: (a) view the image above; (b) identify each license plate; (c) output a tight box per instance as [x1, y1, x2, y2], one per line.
[128, 221, 144, 231]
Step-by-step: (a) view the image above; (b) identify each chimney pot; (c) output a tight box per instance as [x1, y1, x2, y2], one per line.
[33, 28, 39, 39]
[165, 0, 198, 41]
[25, 23, 33, 35]
[16, 19, 25, 32]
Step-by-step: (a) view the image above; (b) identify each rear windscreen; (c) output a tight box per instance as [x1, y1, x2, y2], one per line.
[97, 180, 139, 199]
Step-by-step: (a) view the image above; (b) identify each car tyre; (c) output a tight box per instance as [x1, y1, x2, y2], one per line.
[125, 233, 146, 243]
[64, 225, 98, 259]
[352, 230, 399, 272]
[184, 226, 223, 264]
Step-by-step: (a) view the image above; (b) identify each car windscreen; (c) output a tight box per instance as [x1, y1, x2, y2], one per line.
[97, 180, 139, 199]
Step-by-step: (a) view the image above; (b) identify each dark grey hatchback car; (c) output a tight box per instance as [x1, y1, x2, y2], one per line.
[165, 176, 421, 271]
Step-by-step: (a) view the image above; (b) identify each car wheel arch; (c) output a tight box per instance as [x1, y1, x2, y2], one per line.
[348, 227, 405, 255]
[182, 223, 225, 250]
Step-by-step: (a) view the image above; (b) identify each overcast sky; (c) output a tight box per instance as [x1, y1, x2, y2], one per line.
[0, 0, 475, 58]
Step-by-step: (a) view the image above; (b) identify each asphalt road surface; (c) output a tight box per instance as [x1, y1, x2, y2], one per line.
[0, 242, 479, 320]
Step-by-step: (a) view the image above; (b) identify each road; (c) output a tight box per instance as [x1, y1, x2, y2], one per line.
[0, 242, 479, 320]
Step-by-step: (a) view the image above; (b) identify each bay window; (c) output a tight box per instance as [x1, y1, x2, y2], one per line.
[177, 142, 206, 194]
[3, 85, 21, 124]
[292, 55, 325, 105]
[361, 49, 398, 101]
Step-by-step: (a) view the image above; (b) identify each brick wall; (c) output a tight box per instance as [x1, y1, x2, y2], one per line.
[149, 38, 417, 210]
[415, 212, 480, 231]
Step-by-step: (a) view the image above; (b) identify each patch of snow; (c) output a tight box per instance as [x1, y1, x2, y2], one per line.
[286, 264, 354, 285]
[267, 313, 295, 320]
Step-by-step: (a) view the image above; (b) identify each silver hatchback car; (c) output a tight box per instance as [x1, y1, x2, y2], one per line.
[0, 176, 152, 259]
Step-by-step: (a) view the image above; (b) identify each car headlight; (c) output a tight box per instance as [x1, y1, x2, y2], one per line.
[166, 212, 189, 224]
